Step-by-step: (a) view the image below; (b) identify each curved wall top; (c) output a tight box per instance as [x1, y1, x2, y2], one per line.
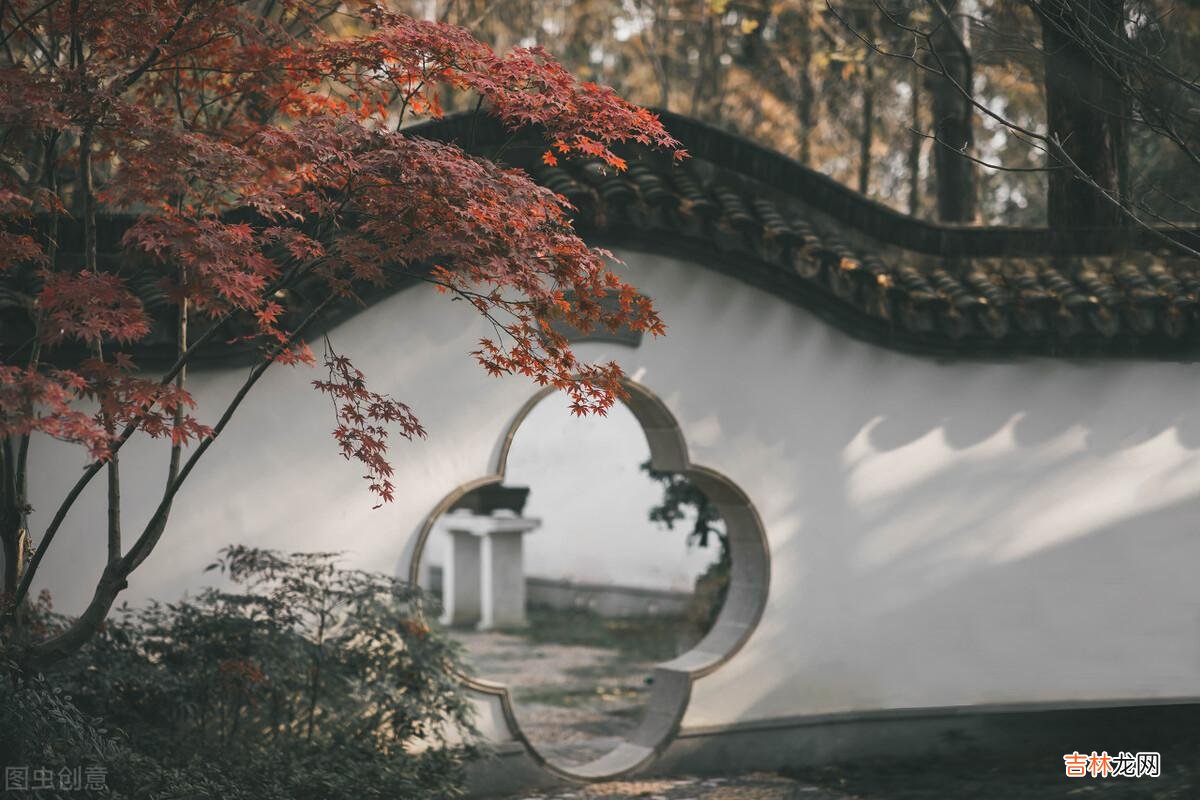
[24, 109, 1200, 368]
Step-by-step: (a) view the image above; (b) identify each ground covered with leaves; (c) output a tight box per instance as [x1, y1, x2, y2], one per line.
[496, 734, 1200, 800]
[447, 606, 700, 766]
[500, 757, 1200, 800]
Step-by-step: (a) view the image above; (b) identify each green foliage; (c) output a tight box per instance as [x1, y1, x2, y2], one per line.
[0, 671, 124, 768]
[639, 460, 726, 556]
[639, 462, 730, 636]
[686, 554, 730, 636]
[4, 546, 477, 799]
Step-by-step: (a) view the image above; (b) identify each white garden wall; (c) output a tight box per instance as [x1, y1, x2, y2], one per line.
[24, 247, 1200, 733]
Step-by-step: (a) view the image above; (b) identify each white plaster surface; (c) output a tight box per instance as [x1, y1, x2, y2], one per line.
[24, 249, 1200, 731]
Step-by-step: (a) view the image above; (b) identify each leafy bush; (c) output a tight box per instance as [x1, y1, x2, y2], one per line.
[4, 546, 477, 799]
[0, 670, 124, 767]
[639, 461, 730, 636]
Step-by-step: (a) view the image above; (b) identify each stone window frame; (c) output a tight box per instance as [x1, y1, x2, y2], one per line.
[408, 378, 771, 781]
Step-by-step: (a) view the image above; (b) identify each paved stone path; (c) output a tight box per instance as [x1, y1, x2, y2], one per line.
[451, 628, 657, 766]
[502, 772, 849, 800]
[498, 767, 1199, 800]
[449, 622, 1199, 800]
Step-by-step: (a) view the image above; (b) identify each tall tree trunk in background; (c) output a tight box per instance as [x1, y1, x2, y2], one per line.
[691, 11, 716, 118]
[1038, 0, 1129, 236]
[857, 13, 876, 195]
[859, 59, 874, 194]
[908, 60, 923, 215]
[926, 0, 977, 222]
[797, 10, 814, 166]
[653, 0, 671, 108]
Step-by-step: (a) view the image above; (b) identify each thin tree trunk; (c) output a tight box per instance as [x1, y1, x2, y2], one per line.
[690, 13, 715, 118]
[3, 134, 59, 598]
[926, 0, 977, 222]
[859, 60, 875, 195]
[657, 0, 671, 107]
[1, 441, 19, 597]
[640, 0, 671, 109]
[25, 297, 334, 670]
[908, 61, 923, 216]
[797, 8, 814, 166]
[306, 608, 327, 743]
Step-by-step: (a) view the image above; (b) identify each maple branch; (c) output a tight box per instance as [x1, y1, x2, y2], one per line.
[7, 245, 331, 613]
[421, 276, 561, 384]
[106, 451, 120, 562]
[0, 0, 56, 64]
[12, 422, 29, 539]
[166, 266, 189, 506]
[5, 133, 59, 594]
[1, 3, 679, 665]
[1, 438, 17, 595]
[9, 315, 225, 613]
[27, 295, 335, 669]
[114, 0, 198, 94]
[126, 296, 332, 573]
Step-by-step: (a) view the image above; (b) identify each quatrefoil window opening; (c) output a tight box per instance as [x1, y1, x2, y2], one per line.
[410, 380, 770, 780]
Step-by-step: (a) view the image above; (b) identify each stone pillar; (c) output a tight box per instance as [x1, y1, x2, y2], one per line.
[481, 527, 529, 629]
[441, 525, 482, 627]
[436, 509, 540, 629]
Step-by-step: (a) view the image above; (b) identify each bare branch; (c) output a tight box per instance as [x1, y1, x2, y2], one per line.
[827, 0, 1200, 258]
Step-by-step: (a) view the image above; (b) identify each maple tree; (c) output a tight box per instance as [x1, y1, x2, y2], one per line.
[0, 0, 679, 670]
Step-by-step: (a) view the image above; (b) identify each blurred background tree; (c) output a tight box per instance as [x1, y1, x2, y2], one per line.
[639, 461, 729, 636]
[410, 0, 1198, 230]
